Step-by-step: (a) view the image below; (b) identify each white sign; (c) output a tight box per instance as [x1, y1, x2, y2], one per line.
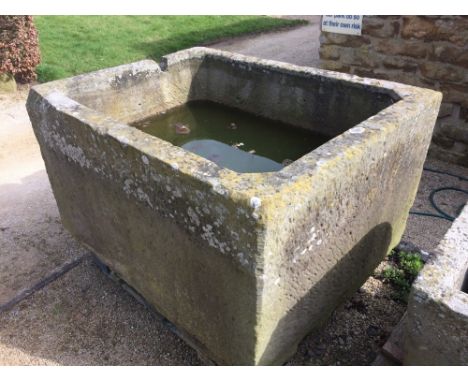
[321, 15, 363, 36]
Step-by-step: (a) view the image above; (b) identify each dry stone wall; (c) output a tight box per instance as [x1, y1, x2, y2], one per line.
[319, 16, 468, 166]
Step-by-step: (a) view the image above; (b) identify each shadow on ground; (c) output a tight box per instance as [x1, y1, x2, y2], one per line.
[0, 242, 404, 365]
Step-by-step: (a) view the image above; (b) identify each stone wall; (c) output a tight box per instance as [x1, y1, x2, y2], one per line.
[319, 16, 468, 166]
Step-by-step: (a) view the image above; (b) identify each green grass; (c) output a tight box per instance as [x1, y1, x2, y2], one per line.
[34, 16, 306, 82]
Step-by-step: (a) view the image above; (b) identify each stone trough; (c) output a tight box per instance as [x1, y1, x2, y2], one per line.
[26, 47, 441, 365]
[404, 202, 468, 365]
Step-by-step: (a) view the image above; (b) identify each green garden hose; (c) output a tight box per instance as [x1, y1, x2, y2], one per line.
[409, 167, 468, 222]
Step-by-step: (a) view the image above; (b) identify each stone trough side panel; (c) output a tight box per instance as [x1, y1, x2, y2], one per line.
[319, 16, 468, 167]
[405, 203, 468, 365]
[25, 69, 265, 365]
[253, 83, 441, 365]
[42, 59, 205, 124]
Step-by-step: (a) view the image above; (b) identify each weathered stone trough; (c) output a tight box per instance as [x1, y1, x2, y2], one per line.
[404, 202, 468, 365]
[26, 47, 441, 365]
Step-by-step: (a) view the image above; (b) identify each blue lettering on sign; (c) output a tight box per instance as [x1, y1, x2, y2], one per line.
[322, 15, 362, 35]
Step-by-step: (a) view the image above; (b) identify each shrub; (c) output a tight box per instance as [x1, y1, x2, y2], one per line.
[0, 16, 40, 83]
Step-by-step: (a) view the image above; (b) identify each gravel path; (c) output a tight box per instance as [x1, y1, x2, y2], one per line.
[0, 88, 87, 308]
[208, 16, 322, 67]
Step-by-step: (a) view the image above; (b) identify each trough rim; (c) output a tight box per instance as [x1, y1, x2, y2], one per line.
[28, 47, 443, 208]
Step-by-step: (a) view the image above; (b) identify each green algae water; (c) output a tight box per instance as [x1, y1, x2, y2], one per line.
[132, 101, 330, 173]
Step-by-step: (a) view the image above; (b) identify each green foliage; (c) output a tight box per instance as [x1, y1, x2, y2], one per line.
[381, 250, 424, 303]
[34, 16, 305, 82]
[398, 251, 424, 277]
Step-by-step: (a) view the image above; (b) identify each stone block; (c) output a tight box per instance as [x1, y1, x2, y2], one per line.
[382, 56, 418, 72]
[363, 18, 399, 38]
[434, 17, 468, 47]
[432, 44, 468, 67]
[420, 62, 465, 83]
[26, 47, 442, 365]
[352, 48, 380, 68]
[402, 16, 437, 39]
[318, 45, 341, 60]
[320, 32, 371, 48]
[374, 39, 428, 59]
[320, 60, 350, 73]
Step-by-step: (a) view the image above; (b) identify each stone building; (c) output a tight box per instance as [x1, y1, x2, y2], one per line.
[319, 16, 468, 166]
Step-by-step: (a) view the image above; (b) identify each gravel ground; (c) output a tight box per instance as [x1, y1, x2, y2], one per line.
[287, 267, 405, 366]
[0, 258, 201, 365]
[402, 158, 468, 252]
[0, 255, 404, 366]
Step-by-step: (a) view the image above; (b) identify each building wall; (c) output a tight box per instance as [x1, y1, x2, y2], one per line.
[319, 16, 468, 166]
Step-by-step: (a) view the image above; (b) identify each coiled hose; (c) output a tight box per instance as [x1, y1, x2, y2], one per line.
[409, 167, 468, 222]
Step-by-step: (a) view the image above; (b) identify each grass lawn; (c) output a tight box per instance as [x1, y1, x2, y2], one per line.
[34, 16, 305, 82]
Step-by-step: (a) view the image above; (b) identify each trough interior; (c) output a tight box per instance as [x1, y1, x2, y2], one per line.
[66, 55, 398, 147]
[131, 100, 333, 173]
